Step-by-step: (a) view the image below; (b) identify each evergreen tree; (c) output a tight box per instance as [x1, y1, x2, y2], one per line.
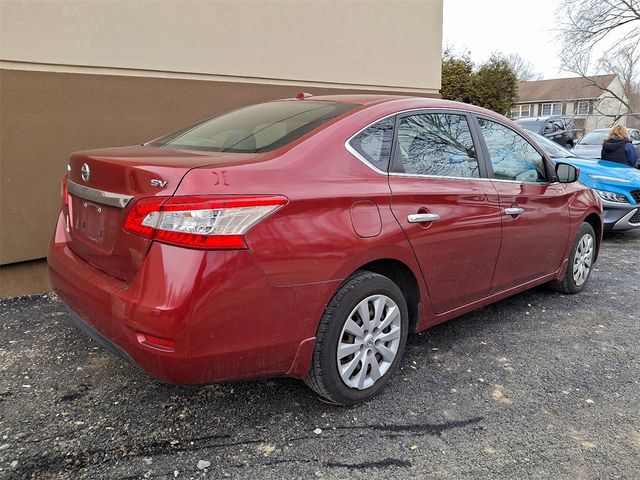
[472, 54, 518, 115]
[441, 49, 474, 104]
[441, 50, 518, 115]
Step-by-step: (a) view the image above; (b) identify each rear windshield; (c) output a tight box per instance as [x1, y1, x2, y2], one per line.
[579, 131, 607, 145]
[516, 122, 542, 133]
[150, 101, 357, 153]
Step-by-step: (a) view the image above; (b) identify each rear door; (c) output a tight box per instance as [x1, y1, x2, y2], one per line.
[388, 110, 503, 314]
[473, 115, 571, 293]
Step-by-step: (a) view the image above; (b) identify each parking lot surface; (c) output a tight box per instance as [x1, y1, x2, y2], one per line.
[1, 230, 639, 479]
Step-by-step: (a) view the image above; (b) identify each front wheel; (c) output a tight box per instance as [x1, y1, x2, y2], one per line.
[305, 271, 409, 405]
[552, 222, 596, 294]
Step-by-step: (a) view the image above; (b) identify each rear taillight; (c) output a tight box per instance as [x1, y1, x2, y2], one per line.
[123, 195, 287, 249]
[61, 173, 68, 207]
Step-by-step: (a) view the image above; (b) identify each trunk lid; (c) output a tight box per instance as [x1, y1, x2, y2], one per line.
[65, 145, 261, 281]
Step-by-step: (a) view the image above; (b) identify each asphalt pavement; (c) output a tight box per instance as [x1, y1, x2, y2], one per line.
[1, 230, 639, 479]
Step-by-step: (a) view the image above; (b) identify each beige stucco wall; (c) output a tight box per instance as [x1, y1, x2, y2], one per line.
[1, 0, 442, 92]
[0, 0, 443, 281]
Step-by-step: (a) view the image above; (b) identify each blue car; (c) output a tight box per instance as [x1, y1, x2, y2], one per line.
[530, 132, 640, 231]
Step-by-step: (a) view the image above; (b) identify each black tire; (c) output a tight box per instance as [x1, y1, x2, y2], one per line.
[305, 271, 409, 405]
[552, 222, 596, 294]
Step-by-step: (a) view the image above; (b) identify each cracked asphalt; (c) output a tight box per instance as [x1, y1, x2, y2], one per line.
[1, 230, 639, 479]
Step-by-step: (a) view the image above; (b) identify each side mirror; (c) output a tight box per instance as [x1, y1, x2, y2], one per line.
[556, 162, 579, 183]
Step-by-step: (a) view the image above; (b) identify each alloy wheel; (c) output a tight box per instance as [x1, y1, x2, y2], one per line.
[336, 294, 402, 390]
[573, 233, 594, 286]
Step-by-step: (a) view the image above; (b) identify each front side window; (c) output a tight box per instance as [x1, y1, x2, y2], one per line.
[150, 101, 356, 153]
[348, 117, 395, 171]
[394, 113, 479, 178]
[478, 118, 547, 183]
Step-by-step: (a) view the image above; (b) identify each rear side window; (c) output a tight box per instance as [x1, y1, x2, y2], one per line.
[150, 101, 357, 153]
[348, 117, 395, 171]
[394, 113, 479, 178]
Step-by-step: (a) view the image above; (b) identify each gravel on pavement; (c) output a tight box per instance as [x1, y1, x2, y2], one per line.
[1, 230, 639, 479]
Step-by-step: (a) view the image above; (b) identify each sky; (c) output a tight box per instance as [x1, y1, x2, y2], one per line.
[443, 0, 570, 79]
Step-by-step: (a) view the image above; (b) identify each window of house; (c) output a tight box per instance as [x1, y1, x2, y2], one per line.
[477, 118, 547, 183]
[394, 113, 479, 178]
[576, 100, 590, 116]
[511, 105, 531, 118]
[541, 103, 562, 116]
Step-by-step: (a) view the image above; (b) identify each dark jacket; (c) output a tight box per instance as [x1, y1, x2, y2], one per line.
[601, 138, 637, 166]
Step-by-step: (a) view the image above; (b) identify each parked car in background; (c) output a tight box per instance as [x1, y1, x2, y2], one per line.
[572, 127, 640, 159]
[48, 95, 603, 405]
[515, 115, 578, 148]
[530, 132, 640, 231]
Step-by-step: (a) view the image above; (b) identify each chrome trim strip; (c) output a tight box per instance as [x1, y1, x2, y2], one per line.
[613, 208, 640, 230]
[343, 108, 425, 176]
[67, 180, 133, 208]
[344, 142, 388, 175]
[389, 172, 494, 182]
[489, 178, 551, 185]
[342, 107, 552, 186]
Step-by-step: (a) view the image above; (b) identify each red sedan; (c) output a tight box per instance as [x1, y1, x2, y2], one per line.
[48, 95, 603, 404]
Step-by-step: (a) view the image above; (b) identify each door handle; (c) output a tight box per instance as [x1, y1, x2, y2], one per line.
[407, 213, 440, 223]
[504, 207, 524, 216]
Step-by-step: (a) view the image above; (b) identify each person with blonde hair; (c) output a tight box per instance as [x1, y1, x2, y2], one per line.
[601, 124, 638, 167]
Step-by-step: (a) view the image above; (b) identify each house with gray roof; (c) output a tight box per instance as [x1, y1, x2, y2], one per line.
[512, 75, 629, 135]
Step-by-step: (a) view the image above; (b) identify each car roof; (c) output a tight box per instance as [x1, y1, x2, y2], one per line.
[279, 94, 505, 117]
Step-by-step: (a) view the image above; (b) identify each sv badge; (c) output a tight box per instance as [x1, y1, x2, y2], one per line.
[150, 179, 168, 188]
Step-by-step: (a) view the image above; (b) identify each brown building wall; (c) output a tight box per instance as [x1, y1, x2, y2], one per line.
[0, 68, 438, 296]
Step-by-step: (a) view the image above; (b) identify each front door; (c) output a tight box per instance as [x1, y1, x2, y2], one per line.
[388, 111, 503, 314]
[474, 116, 572, 293]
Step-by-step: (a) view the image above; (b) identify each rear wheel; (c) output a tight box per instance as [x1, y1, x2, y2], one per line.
[552, 222, 596, 294]
[305, 271, 409, 405]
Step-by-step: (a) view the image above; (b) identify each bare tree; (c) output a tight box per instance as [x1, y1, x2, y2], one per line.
[506, 53, 543, 81]
[558, 0, 640, 122]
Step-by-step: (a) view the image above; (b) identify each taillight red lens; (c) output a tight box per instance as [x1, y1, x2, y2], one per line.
[123, 195, 287, 250]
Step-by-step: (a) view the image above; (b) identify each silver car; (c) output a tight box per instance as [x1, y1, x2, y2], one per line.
[572, 128, 640, 159]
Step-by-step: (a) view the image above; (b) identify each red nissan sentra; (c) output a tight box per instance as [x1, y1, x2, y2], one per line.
[48, 95, 603, 404]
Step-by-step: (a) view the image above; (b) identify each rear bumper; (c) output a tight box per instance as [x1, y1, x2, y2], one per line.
[63, 300, 143, 374]
[48, 211, 336, 384]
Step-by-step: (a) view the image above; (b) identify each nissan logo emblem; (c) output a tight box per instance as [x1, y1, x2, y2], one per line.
[81, 163, 90, 182]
